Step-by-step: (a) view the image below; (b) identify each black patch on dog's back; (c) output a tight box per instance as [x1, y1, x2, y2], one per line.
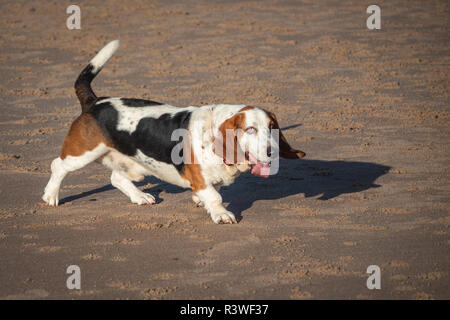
[89, 100, 191, 172]
[132, 112, 191, 171]
[120, 98, 164, 107]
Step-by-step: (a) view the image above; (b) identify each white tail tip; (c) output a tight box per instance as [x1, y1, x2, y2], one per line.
[90, 40, 120, 73]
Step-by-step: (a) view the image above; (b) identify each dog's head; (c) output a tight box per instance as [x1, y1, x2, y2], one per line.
[213, 106, 305, 177]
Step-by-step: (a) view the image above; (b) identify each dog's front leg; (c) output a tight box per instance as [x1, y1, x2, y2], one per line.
[196, 185, 236, 224]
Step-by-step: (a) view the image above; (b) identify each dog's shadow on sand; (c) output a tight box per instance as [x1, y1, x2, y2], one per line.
[60, 158, 390, 221]
[221, 159, 390, 220]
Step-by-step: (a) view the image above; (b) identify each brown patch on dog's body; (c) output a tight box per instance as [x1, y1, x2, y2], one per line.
[215, 111, 247, 164]
[240, 105, 255, 112]
[180, 130, 206, 192]
[60, 113, 112, 159]
[182, 163, 206, 192]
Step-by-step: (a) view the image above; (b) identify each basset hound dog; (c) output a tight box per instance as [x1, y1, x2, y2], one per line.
[42, 40, 305, 224]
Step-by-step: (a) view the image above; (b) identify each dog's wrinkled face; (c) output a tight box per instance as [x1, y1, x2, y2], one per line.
[238, 108, 275, 176]
[216, 106, 305, 177]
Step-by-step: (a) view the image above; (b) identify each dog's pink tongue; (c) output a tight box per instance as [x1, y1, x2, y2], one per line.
[251, 163, 271, 178]
[249, 153, 270, 178]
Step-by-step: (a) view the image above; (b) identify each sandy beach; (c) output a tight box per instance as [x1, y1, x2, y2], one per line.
[0, 0, 449, 299]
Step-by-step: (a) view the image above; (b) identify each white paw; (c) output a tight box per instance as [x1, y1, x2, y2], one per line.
[131, 192, 155, 205]
[192, 195, 204, 207]
[42, 191, 59, 206]
[210, 209, 237, 224]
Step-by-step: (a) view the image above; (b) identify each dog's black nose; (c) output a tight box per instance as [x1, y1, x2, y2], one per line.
[267, 147, 272, 157]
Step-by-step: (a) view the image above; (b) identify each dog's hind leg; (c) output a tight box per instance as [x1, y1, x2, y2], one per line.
[43, 113, 111, 206]
[43, 144, 109, 206]
[110, 171, 155, 205]
[101, 150, 155, 205]
[42, 157, 68, 206]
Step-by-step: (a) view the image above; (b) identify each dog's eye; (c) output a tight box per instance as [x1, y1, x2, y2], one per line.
[245, 126, 257, 134]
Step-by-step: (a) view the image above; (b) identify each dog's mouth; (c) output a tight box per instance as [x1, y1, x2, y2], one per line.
[246, 152, 271, 178]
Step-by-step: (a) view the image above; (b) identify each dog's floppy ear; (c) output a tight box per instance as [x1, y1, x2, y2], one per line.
[213, 112, 247, 164]
[266, 110, 306, 159]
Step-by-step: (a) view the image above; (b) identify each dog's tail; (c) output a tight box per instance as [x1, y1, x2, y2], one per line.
[74, 40, 120, 112]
